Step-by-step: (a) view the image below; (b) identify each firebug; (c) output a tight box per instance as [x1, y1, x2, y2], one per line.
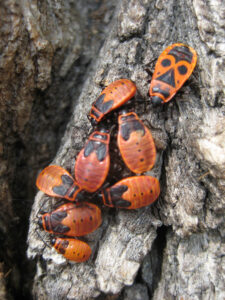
[36, 165, 82, 201]
[51, 237, 92, 262]
[117, 111, 156, 174]
[38, 202, 102, 236]
[75, 128, 110, 192]
[88, 79, 136, 125]
[149, 43, 197, 105]
[100, 176, 160, 209]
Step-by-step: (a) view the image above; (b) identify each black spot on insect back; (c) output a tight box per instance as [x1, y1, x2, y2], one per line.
[156, 69, 176, 88]
[161, 59, 171, 67]
[178, 65, 188, 75]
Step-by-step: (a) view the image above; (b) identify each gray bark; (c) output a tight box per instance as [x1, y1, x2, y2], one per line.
[1, 0, 224, 299]
[0, 0, 116, 298]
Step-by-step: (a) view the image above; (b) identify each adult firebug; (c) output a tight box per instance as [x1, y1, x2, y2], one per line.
[51, 237, 92, 262]
[149, 43, 197, 105]
[75, 128, 110, 192]
[100, 176, 160, 209]
[117, 111, 156, 174]
[36, 165, 82, 201]
[88, 79, 137, 125]
[38, 202, 102, 236]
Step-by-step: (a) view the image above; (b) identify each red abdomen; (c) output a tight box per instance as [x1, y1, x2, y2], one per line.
[39, 202, 102, 236]
[51, 238, 92, 262]
[75, 129, 110, 192]
[36, 165, 81, 201]
[117, 112, 156, 174]
[101, 176, 160, 209]
[89, 79, 136, 125]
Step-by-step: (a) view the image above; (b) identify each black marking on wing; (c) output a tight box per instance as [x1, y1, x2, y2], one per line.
[52, 224, 71, 234]
[121, 120, 145, 141]
[112, 198, 131, 207]
[53, 175, 74, 196]
[51, 211, 68, 221]
[94, 94, 114, 113]
[84, 140, 107, 161]
[161, 58, 171, 67]
[84, 141, 95, 157]
[101, 100, 114, 113]
[58, 245, 66, 254]
[94, 94, 105, 108]
[178, 65, 188, 75]
[54, 239, 69, 254]
[52, 176, 73, 196]
[110, 185, 131, 208]
[62, 175, 74, 185]
[52, 185, 68, 197]
[46, 210, 70, 234]
[96, 143, 107, 161]
[168, 45, 193, 63]
[156, 69, 175, 87]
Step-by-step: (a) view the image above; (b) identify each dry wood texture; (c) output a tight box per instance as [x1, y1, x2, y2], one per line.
[1, 0, 224, 299]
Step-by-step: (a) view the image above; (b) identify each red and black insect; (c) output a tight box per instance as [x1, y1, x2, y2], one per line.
[36, 165, 82, 201]
[100, 176, 160, 209]
[51, 237, 92, 262]
[38, 202, 102, 236]
[117, 111, 156, 174]
[75, 128, 110, 192]
[149, 43, 197, 106]
[88, 79, 137, 126]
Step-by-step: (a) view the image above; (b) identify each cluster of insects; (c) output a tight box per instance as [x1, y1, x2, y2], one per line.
[36, 43, 197, 262]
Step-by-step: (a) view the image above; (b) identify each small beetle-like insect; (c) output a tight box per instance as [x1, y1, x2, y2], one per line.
[149, 43, 197, 106]
[88, 79, 137, 125]
[117, 111, 156, 174]
[36, 165, 82, 201]
[38, 202, 102, 236]
[100, 176, 160, 209]
[75, 128, 110, 192]
[51, 237, 92, 262]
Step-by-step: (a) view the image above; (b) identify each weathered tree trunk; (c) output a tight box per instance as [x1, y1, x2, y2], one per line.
[0, 0, 116, 298]
[1, 0, 224, 299]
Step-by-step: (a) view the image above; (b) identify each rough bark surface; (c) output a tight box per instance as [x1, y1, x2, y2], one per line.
[1, 0, 224, 299]
[1, 0, 116, 298]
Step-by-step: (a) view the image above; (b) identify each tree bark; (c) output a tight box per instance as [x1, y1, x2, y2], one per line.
[0, 0, 116, 298]
[1, 0, 224, 299]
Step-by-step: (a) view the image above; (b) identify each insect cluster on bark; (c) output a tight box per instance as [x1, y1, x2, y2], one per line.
[36, 43, 197, 262]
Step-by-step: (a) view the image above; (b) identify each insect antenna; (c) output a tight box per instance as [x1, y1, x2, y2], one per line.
[35, 229, 51, 249]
